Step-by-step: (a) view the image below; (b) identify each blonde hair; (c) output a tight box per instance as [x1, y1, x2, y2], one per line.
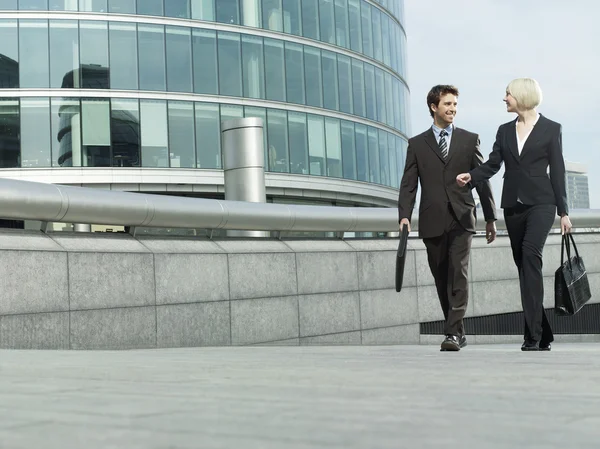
[506, 78, 543, 110]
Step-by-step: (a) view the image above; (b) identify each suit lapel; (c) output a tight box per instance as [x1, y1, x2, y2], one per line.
[507, 119, 519, 161]
[519, 114, 548, 159]
[423, 129, 446, 163]
[445, 127, 461, 164]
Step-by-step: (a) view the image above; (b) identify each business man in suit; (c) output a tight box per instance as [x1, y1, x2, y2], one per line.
[457, 78, 572, 351]
[398, 85, 497, 352]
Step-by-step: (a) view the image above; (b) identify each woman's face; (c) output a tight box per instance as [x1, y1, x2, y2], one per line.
[504, 91, 518, 113]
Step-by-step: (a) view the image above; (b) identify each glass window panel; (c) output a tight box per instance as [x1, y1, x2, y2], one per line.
[288, 111, 308, 175]
[241, 0, 260, 27]
[220, 104, 243, 121]
[217, 31, 242, 97]
[166, 26, 192, 93]
[398, 137, 407, 175]
[108, 0, 135, 13]
[195, 103, 220, 169]
[401, 83, 409, 132]
[50, 21, 79, 88]
[192, 29, 217, 94]
[354, 123, 368, 182]
[301, 0, 319, 40]
[307, 114, 325, 176]
[109, 22, 138, 90]
[303, 47, 322, 108]
[111, 98, 140, 167]
[372, 7, 382, 61]
[264, 38, 285, 102]
[381, 14, 391, 66]
[81, 98, 111, 167]
[79, 0, 107, 12]
[282, 0, 301, 35]
[19, 20, 49, 88]
[334, 0, 349, 48]
[136, 0, 162, 15]
[360, 3, 372, 57]
[284, 42, 304, 105]
[242, 34, 265, 99]
[266, 109, 288, 173]
[390, 22, 398, 72]
[340, 120, 356, 180]
[351, 60, 365, 117]
[367, 126, 380, 183]
[50, 0, 78, 10]
[325, 118, 341, 178]
[140, 100, 168, 167]
[0, 98, 19, 168]
[262, 0, 282, 31]
[364, 63, 376, 120]
[52, 98, 80, 167]
[19, 0, 47, 9]
[337, 55, 352, 114]
[138, 24, 166, 91]
[0, 21, 19, 88]
[385, 72, 394, 127]
[319, 0, 335, 44]
[392, 77, 400, 131]
[348, 0, 361, 52]
[216, 0, 239, 24]
[243, 106, 267, 166]
[375, 68, 386, 123]
[20, 98, 51, 168]
[79, 21, 109, 89]
[191, 0, 214, 20]
[321, 50, 338, 110]
[378, 129, 389, 185]
[168, 101, 195, 168]
[165, 0, 190, 18]
[388, 132, 398, 188]
[0, 1, 17, 9]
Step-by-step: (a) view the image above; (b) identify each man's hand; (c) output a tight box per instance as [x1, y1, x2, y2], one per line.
[560, 215, 572, 235]
[399, 218, 411, 233]
[456, 173, 471, 187]
[486, 221, 496, 244]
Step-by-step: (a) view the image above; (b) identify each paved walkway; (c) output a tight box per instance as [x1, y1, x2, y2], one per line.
[0, 344, 599, 448]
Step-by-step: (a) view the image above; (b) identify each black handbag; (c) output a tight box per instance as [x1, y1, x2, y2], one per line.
[395, 225, 409, 292]
[554, 233, 592, 316]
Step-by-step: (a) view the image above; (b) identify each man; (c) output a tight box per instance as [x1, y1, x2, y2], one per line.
[398, 85, 497, 351]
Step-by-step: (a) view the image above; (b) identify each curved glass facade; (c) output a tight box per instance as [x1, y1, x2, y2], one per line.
[0, 0, 408, 190]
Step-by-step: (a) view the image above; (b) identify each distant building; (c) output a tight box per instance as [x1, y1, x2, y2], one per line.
[565, 161, 590, 210]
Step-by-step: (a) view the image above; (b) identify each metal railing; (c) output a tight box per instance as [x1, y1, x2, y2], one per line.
[0, 178, 598, 233]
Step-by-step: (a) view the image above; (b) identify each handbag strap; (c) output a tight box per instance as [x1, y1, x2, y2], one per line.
[562, 233, 573, 271]
[568, 233, 580, 260]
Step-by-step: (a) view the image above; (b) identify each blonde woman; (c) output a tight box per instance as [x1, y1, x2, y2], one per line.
[456, 78, 572, 351]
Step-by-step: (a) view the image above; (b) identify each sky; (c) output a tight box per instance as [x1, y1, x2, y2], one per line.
[404, 0, 599, 207]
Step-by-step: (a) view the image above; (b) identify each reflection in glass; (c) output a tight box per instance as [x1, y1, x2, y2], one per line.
[138, 24, 166, 91]
[109, 22, 138, 90]
[284, 42, 304, 105]
[354, 123, 368, 182]
[140, 100, 168, 167]
[372, 8, 382, 61]
[360, 3, 372, 58]
[390, 22, 398, 73]
[385, 72, 394, 128]
[367, 126, 379, 184]
[220, 104, 243, 122]
[282, 0, 301, 35]
[168, 101, 195, 168]
[262, 0, 282, 32]
[165, 0, 190, 18]
[288, 112, 308, 175]
[393, 78, 400, 131]
[341, 121, 356, 180]
[0, 21, 19, 88]
[378, 129, 389, 186]
[388, 133, 398, 188]
[79, 0, 107, 12]
[243, 106, 267, 165]
[216, 0, 239, 25]
[381, 14, 391, 66]
[79, 21, 109, 89]
[241, 0, 260, 27]
[337, 55, 352, 114]
[19, 0, 47, 10]
[267, 109, 288, 173]
[53, 98, 80, 167]
[166, 26, 192, 93]
[0, 1, 17, 9]
[321, 50, 339, 111]
[351, 60, 365, 117]
[195, 103, 220, 169]
[301, 0, 319, 40]
[192, 29, 217, 94]
[0, 98, 19, 168]
[19, 20, 49, 88]
[319, 0, 335, 44]
[242, 35, 265, 99]
[191, 0, 214, 20]
[50, 0, 78, 10]
[348, 0, 362, 53]
[303, 47, 322, 108]
[325, 118, 341, 178]
[50, 21, 78, 88]
[111, 98, 140, 167]
[264, 38, 285, 102]
[81, 98, 111, 167]
[364, 63, 376, 120]
[307, 114, 325, 176]
[136, 0, 162, 16]
[375, 68, 386, 123]
[334, 0, 349, 48]
[217, 32, 242, 97]
[20, 98, 51, 168]
[108, 0, 135, 13]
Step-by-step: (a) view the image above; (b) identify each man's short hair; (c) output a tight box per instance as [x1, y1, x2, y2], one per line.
[426, 85, 459, 118]
[506, 78, 543, 110]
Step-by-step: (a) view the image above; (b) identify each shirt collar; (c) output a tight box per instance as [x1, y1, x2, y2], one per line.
[431, 123, 454, 138]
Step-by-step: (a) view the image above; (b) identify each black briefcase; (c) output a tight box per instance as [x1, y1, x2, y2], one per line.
[554, 233, 592, 316]
[395, 225, 409, 292]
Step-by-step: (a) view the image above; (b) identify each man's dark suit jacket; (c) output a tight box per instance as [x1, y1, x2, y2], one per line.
[469, 114, 568, 216]
[398, 126, 497, 239]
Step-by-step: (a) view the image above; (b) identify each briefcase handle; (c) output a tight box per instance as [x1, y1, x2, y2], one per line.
[561, 233, 580, 270]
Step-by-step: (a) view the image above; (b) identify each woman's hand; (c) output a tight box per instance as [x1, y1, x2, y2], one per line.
[560, 215, 572, 235]
[456, 173, 471, 187]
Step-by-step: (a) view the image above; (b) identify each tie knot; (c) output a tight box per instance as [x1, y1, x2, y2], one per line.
[440, 130, 448, 138]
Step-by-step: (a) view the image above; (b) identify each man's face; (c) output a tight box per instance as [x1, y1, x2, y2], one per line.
[431, 93, 458, 126]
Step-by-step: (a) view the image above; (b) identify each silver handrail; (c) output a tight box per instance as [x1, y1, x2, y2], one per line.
[0, 178, 598, 232]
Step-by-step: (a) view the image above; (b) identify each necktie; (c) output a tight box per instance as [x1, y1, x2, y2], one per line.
[439, 129, 448, 161]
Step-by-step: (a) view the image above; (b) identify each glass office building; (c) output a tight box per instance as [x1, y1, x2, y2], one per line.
[0, 0, 409, 225]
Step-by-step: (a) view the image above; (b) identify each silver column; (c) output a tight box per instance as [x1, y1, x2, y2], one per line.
[74, 223, 91, 232]
[221, 117, 268, 238]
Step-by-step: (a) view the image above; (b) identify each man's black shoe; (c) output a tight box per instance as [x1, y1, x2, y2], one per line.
[539, 342, 551, 351]
[440, 335, 461, 351]
[459, 335, 467, 348]
[521, 340, 540, 351]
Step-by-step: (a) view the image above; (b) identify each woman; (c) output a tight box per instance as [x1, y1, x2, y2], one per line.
[456, 78, 572, 351]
